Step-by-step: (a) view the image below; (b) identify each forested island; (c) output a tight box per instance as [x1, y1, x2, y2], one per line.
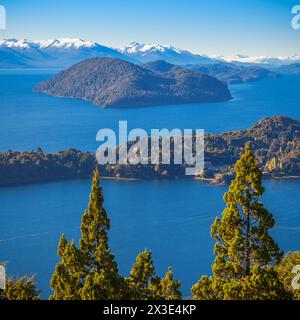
[0, 116, 299, 186]
[35, 57, 231, 108]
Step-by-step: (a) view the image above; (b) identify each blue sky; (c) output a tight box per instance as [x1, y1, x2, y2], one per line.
[1, 0, 300, 56]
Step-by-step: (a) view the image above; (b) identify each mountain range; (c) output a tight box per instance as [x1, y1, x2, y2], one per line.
[1, 38, 300, 69]
[0, 38, 132, 69]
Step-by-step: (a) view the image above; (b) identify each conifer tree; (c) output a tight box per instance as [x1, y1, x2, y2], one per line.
[50, 235, 84, 300]
[127, 250, 156, 299]
[127, 250, 182, 300]
[50, 168, 126, 300]
[192, 145, 289, 300]
[156, 267, 182, 300]
[3, 276, 40, 300]
[78, 167, 125, 299]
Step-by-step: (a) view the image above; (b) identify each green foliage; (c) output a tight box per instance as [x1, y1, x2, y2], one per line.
[127, 250, 156, 300]
[192, 145, 289, 300]
[3, 276, 40, 300]
[50, 237, 84, 300]
[127, 250, 182, 300]
[50, 168, 125, 300]
[156, 267, 182, 300]
[276, 251, 300, 300]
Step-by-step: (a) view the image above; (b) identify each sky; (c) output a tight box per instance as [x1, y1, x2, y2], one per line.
[0, 0, 300, 56]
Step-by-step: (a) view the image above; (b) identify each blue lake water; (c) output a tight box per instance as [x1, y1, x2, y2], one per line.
[0, 70, 300, 298]
[1, 71, 300, 152]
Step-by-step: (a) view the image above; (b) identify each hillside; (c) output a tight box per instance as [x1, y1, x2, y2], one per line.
[35, 57, 232, 108]
[276, 63, 300, 74]
[184, 62, 278, 84]
[0, 116, 299, 186]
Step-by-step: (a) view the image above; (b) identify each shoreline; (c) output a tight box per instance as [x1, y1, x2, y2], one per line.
[1, 174, 300, 188]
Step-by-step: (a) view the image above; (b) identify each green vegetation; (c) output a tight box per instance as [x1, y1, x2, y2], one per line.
[50, 168, 180, 300]
[276, 252, 300, 300]
[1, 116, 300, 185]
[1, 146, 300, 300]
[35, 57, 231, 108]
[0, 275, 40, 300]
[192, 145, 290, 300]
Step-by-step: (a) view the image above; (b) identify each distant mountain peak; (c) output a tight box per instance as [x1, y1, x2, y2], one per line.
[218, 53, 300, 65]
[35, 38, 97, 50]
[121, 42, 182, 54]
[0, 38, 132, 69]
[0, 38, 106, 51]
[0, 38, 38, 49]
[1, 37, 300, 68]
[120, 41, 213, 64]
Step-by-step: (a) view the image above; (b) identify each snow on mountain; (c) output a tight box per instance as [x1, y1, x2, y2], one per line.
[0, 38, 97, 50]
[217, 53, 300, 66]
[121, 41, 183, 54]
[35, 38, 96, 50]
[0, 38, 132, 68]
[120, 42, 215, 65]
[1, 38, 300, 69]
[0, 38, 38, 49]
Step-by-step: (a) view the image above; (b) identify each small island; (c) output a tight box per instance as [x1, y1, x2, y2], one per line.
[35, 57, 232, 108]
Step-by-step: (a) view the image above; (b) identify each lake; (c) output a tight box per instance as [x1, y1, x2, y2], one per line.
[0, 70, 300, 298]
[1, 71, 300, 152]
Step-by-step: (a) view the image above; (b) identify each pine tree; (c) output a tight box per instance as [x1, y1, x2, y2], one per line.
[157, 267, 182, 300]
[127, 250, 182, 300]
[50, 168, 126, 300]
[127, 250, 156, 300]
[3, 276, 40, 300]
[50, 236, 84, 300]
[192, 145, 289, 300]
[78, 167, 125, 299]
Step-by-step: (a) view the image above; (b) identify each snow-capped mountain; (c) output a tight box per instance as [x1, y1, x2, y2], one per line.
[217, 53, 300, 66]
[1, 38, 300, 69]
[0, 38, 132, 68]
[120, 42, 216, 65]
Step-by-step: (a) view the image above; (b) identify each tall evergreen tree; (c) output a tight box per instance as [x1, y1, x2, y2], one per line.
[50, 168, 125, 300]
[192, 145, 289, 300]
